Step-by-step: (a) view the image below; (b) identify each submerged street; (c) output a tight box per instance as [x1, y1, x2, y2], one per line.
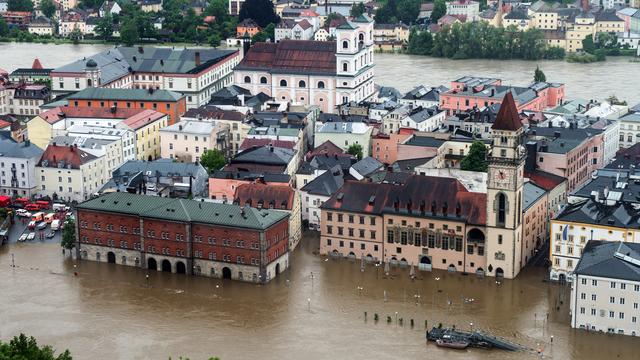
[1, 232, 639, 359]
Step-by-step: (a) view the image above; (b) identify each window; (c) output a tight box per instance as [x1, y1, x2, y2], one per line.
[280, 79, 287, 87]
[387, 230, 394, 243]
[496, 193, 506, 226]
[260, 76, 267, 84]
[298, 80, 306, 88]
[342, 40, 348, 49]
[342, 63, 348, 72]
[318, 81, 325, 89]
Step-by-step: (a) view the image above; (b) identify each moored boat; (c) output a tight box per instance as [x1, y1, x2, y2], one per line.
[436, 339, 469, 349]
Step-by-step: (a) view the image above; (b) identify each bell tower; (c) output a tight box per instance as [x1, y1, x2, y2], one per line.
[485, 92, 526, 279]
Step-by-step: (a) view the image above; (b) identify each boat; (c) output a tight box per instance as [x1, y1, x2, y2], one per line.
[426, 327, 524, 352]
[436, 339, 469, 349]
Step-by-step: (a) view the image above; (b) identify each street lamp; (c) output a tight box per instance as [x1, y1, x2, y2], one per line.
[357, 286, 363, 296]
[470, 322, 474, 332]
[307, 297, 311, 311]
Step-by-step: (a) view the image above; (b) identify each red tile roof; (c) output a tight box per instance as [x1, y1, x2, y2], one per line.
[296, 19, 313, 30]
[240, 138, 296, 151]
[492, 92, 523, 131]
[306, 140, 345, 160]
[120, 109, 166, 130]
[237, 40, 337, 75]
[37, 144, 97, 169]
[234, 183, 295, 210]
[322, 175, 487, 225]
[525, 170, 566, 191]
[0, 119, 11, 129]
[32, 58, 43, 69]
[39, 106, 160, 125]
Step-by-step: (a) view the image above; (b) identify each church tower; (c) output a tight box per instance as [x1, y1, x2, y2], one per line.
[485, 92, 526, 279]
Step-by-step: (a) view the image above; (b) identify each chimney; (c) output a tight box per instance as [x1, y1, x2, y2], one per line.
[195, 51, 201, 66]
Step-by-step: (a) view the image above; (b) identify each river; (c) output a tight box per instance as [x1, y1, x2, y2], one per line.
[2, 43, 640, 359]
[1, 42, 639, 103]
[2, 234, 640, 360]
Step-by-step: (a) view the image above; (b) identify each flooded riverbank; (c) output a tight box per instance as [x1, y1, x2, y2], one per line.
[1, 233, 640, 359]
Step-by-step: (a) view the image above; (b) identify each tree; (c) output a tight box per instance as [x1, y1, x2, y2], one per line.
[533, 66, 546, 82]
[120, 17, 139, 46]
[238, 0, 279, 28]
[61, 218, 76, 254]
[582, 34, 596, 54]
[0, 18, 8, 37]
[0, 334, 71, 360]
[323, 13, 342, 28]
[347, 144, 363, 160]
[8, 0, 33, 12]
[68, 27, 82, 44]
[431, 0, 446, 22]
[350, 2, 365, 17]
[252, 23, 275, 43]
[396, 0, 420, 24]
[40, 0, 56, 19]
[95, 14, 114, 40]
[200, 149, 227, 172]
[460, 141, 488, 172]
[407, 29, 433, 55]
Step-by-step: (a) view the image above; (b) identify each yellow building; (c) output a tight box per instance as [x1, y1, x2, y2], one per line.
[116, 109, 167, 161]
[565, 13, 595, 52]
[528, 1, 560, 30]
[26, 108, 66, 149]
[595, 12, 625, 34]
[503, 10, 531, 31]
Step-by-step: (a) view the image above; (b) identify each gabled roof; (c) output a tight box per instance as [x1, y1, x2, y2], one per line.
[0, 138, 43, 159]
[306, 140, 344, 159]
[351, 157, 384, 177]
[238, 18, 259, 28]
[234, 183, 295, 210]
[595, 10, 623, 22]
[183, 105, 246, 121]
[236, 40, 337, 76]
[37, 144, 98, 169]
[295, 19, 313, 30]
[120, 109, 166, 130]
[231, 145, 295, 166]
[300, 166, 344, 196]
[492, 92, 522, 131]
[240, 138, 296, 151]
[525, 170, 565, 191]
[573, 241, 640, 282]
[77, 192, 288, 230]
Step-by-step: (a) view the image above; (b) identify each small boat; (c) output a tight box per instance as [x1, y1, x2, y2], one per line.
[436, 339, 469, 350]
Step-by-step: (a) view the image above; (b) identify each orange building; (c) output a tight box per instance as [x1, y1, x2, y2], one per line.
[66, 87, 186, 125]
[236, 18, 261, 38]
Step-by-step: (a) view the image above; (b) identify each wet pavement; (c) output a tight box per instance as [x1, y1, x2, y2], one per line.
[1, 231, 640, 359]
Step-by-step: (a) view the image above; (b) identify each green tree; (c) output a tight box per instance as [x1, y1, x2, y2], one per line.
[582, 34, 596, 54]
[200, 149, 227, 172]
[61, 218, 76, 254]
[68, 27, 82, 44]
[120, 17, 139, 46]
[407, 29, 433, 55]
[0, 334, 71, 360]
[460, 141, 488, 172]
[350, 2, 366, 17]
[431, 0, 446, 22]
[40, 0, 56, 19]
[534, 66, 546, 82]
[8, 0, 34, 12]
[252, 23, 275, 43]
[238, 0, 279, 28]
[0, 18, 8, 37]
[323, 12, 343, 27]
[95, 13, 114, 40]
[396, 0, 420, 24]
[347, 144, 363, 160]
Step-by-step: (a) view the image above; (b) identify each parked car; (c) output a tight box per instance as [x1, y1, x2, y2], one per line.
[45, 231, 55, 239]
[51, 219, 61, 231]
[27, 232, 35, 240]
[36, 221, 47, 230]
[147, 183, 157, 192]
[16, 209, 31, 217]
[18, 233, 28, 242]
[27, 220, 37, 230]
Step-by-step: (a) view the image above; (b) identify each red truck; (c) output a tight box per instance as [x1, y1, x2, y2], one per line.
[35, 200, 50, 210]
[0, 195, 11, 208]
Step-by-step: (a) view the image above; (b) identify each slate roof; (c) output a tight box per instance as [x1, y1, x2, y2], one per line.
[505, 9, 529, 20]
[573, 241, 640, 282]
[236, 40, 337, 76]
[595, 10, 623, 22]
[402, 85, 448, 102]
[391, 157, 434, 173]
[0, 138, 43, 159]
[555, 199, 640, 229]
[403, 135, 446, 148]
[529, 127, 601, 154]
[113, 159, 206, 178]
[351, 157, 384, 177]
[606, 143, 640, 170]
[240, 138, 296, 151]
[183, 106, 246, 121]
[407, 106, 442, 124]
[300, 166, 344, 196]
[316, 122, 371, 134]
[231, 146, 295, 166]
[68, 87, 183, 102]
[211, 170, 290, 183]
[523, 182, 546, 211]
[77, 192, 288, 230]
[492, 92, 523, 131]
[377, 86, 401, 100]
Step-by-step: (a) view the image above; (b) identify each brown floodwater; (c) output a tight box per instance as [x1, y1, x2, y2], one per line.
[1, 233, 639, 360]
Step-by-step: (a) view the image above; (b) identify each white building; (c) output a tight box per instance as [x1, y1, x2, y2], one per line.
[50, 47, 240, 109]
[299, 166, 344, 230]
[235, 15, 376, 113]
[387, 106, 445, 133]
[99, 1, 121, 17]
[446, 0, 480, 21]
[52, 135, 124, 177]
[65, 124, 136, 164]
[0, 138, 44, 197]
[619, 113, 640, 148]
[570, 240, 640, 336]
[314, 121, 373, 157]
[36, 143, 107, 202]
[159, 120, 230, 162]
[181, 106, 251, 156]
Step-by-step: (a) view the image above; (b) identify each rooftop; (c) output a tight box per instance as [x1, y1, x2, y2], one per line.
[317, 122, 371, 134]
[77, 192, 288, 230]
[160, 120, 217, 135]
[0, 138, 43, 159]
[231, 145, 295, 166]
[234, 183, 295, 211]
[350, 157, 384, 177]
[300, 166, 344, 196]
[120, 110, 166, 130]
[492, 92, 523, 131]
[37, 144, 98, 169]
[573, 241, 640, 282]
[68, 87, 183, 102]
[555, 198, 640, 230]
[113, 159, 206, 178]
[236, 40, 337, 76]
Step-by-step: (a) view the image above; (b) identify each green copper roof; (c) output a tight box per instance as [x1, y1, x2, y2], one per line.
[353, 14, 373, 23]
[77, 192, 288, 230]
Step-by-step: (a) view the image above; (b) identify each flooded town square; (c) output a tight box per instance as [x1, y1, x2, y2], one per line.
[1, 233, 640, 359]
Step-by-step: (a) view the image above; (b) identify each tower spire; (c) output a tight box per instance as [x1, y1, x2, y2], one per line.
[492, 92, 522, 131]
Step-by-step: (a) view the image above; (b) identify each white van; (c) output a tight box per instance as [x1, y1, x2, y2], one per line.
[51, 219, 61, 231]
[52, 203, 66, 211]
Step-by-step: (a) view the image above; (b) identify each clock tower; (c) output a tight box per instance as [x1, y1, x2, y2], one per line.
[485, 92, 526, 279]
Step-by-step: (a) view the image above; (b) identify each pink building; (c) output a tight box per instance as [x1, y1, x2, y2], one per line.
[371, 132, 413, 164]
[521, 182, 548, 267]
[440, 76, 565, 116]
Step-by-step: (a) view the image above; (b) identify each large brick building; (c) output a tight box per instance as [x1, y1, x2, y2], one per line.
[76, 192, 290, 282]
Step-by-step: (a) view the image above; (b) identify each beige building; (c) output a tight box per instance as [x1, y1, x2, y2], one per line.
[160, 120, 230, 162]
[181, 106, 250, 156]
[36, 143, 107, 202]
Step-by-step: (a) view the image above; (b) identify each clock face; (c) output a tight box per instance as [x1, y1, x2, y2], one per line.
[496, 170, 510, 183]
